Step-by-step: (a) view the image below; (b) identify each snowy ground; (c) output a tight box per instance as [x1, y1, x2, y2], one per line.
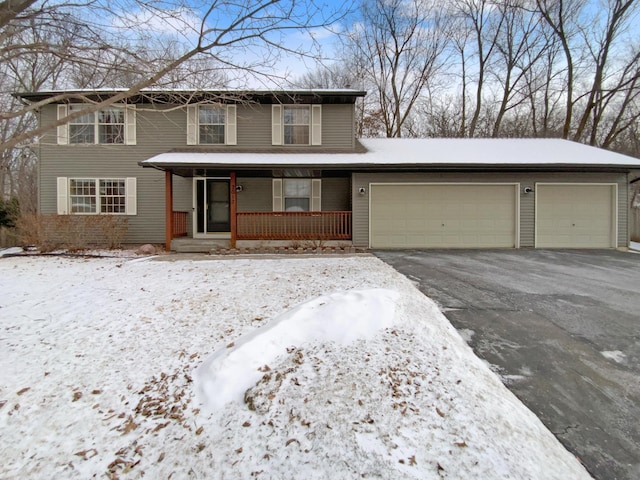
[0, 253, 591, 479]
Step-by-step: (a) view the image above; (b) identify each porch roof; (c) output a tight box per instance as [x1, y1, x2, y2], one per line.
[139, 138, 640, 172]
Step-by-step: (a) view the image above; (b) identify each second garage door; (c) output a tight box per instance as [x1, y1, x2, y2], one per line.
[370, 184, 518, 248]
[536, 183, 616, 248]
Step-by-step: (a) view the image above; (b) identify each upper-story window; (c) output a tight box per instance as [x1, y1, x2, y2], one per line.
[272, 104, 322, 146]
[187, 104, 237, 145]
[199, 106, 226, 144]
[283, 106, 310, 145]
[57, 104, 136, 145]
[69, 106, 125, 144]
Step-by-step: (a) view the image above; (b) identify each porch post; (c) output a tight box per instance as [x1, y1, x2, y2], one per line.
[230, 171, 237, 248]
[165, 170, 173, 252]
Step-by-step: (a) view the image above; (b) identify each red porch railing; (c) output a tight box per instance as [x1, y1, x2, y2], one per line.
[172, 211, 188, 238]
[237, 211, 352, 240]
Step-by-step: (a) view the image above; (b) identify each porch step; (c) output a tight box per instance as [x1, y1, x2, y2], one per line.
[171, 238, 229, 253]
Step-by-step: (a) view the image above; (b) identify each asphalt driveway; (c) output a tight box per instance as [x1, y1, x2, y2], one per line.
[374, 249, 640, 480]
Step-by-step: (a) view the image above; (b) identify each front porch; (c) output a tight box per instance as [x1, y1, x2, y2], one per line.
[165, 171, 353, 252]
[170, 210, 353, 252]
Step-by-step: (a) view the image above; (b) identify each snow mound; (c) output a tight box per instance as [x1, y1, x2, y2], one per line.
[601, 350, 626, 363]
[0, 246, 23, 257]
[195, 288, 398, 410]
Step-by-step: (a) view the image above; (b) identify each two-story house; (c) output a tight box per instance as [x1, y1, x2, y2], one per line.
[17, 89, 640, 251]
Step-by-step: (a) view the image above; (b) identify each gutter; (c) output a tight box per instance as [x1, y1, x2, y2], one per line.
[138, 161, 638, 173]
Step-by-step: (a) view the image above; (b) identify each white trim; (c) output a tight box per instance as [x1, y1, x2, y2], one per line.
[125, 105, 137, 145]
[368, 182, 521, 249]
[311, 178, 322, 211]
[186, 105, 198, 145]
[272, 178, 283, 212]
[192, 178, 198, 237]
[56, 177, 69, 214]
[192, 177, 232, 239]
[272, 105, 282, 145]
[226, 105, 237, 145]
[56, 105, 68, 145]
[62, 177, 136, 215]
[534, 182, 618, 248]
[62, 104, 131, 145]
[189, 105, 235, 145]
[125, 178, 137, 215]
[311, 105, 322, 145]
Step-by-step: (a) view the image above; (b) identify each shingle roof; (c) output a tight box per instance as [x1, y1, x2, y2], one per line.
[140, 138, 640, 170]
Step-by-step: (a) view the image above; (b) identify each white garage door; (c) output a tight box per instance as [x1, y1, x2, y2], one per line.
[370, 184, 518, 248]
[536, 184, 616, 248]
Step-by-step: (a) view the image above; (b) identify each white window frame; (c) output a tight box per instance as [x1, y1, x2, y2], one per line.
[284, 178, 311, 211]
[57, 177, 136, 215]
[272, 104, 322, 146]
[57, 104, 136, 145]
[283, 105, 310, 146]
[197, 105, 226, 145]
[187, 104, 237, 145]
[272, 178, 321, 212]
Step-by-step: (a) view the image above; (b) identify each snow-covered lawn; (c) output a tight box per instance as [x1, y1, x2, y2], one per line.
[0, 254, 591, 479]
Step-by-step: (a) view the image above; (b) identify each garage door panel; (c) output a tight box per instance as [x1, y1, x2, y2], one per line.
[536, 184, 615, 248]
[370, 184, 517, 249]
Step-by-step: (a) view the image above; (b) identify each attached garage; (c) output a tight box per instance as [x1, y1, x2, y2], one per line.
[370, 183, 519, 248]
[536, 183, 617, 248]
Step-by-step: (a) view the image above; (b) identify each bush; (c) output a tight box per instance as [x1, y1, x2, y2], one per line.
[0, 197, 19, 228]
[16, 214, 129, 251]
[15, 213, 47, 249]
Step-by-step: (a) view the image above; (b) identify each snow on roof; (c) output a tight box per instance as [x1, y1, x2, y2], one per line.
[17, 88, 367, 100]
[140, 138, 640, 168]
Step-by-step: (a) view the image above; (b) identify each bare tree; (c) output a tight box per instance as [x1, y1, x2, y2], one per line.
[0, 0, 347, 210]
[599, 49, 640, 149]
[1, 0, 347, 151]
[451, 0, 504, 137]
[342, 0, 449, 138]
[571, 0, 640, 144]
[534, 0, 592, 138]
[490, 0, 547, 137]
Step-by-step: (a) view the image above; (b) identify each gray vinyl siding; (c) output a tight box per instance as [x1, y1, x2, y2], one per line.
[38, 101, 358, 244]
[237, 178, 272, 212]
[236, 106, 271, 147]
[321, 177, 351, 211]
[39, 105, 186, 244]
[321, 105, 355, 149]
[172, 175, 191, 211]
[233, 177, 351, 213]
[352, 172, 628, 249]
[235, 104, 355, 149]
